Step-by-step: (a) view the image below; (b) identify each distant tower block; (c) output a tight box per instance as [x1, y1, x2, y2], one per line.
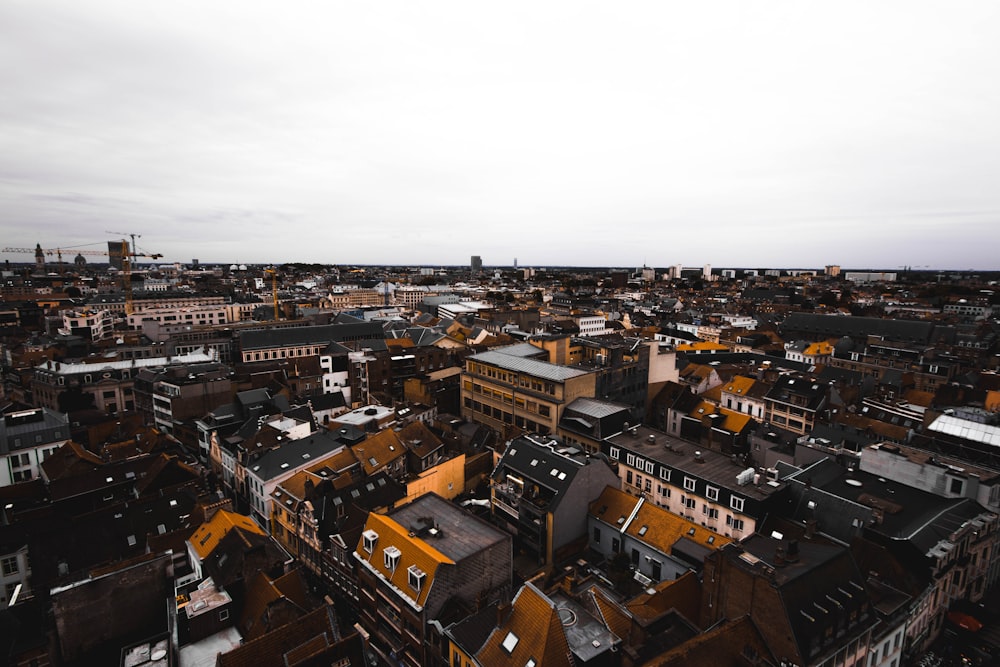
[35, 243, 45, 273]
[825, 265, 841, 277]
[471, 255, 483, 273]
[703, 264, 712, 281]
[513, 258, 517, 269]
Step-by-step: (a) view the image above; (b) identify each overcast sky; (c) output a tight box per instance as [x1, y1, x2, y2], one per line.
[2, 1, 999, 270]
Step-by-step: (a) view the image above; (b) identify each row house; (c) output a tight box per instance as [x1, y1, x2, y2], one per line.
[829, 336, 957, 393]
[763, 374, 828, 436]
[490, 433, 619, 566]
[782, 458, 1000, 656]
[719, 375, 768, 420]
[603, 425, 788, 540]
[30, 349, 214, 414]
[353, 493, 512, 667]
[239, 429, 342, 526]
[784, 340, 834, 366]
[462, 344, 597, 438]
[272, 466, 402, 602]
[588, 485, 732, 584]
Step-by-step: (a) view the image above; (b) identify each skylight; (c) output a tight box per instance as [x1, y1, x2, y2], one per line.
[502, 631, 519, 653]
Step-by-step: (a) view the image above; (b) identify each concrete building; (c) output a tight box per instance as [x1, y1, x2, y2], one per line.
[0, 407, 70, 486]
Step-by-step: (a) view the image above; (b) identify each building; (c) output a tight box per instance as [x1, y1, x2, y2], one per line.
[353, 493, 512, 667]
[59, 309, 115, 342]
[701, 536, 875, 667]
[132, 361, 232, 438]
[588, 485, 731, 584]
[462, 344, 597, 437]
[604, 425, 788, 540]
[471, 255, 483, 274]
[490, 433, 620, 566]
[30, 349, 215, 414]
[0, 407, 70, 485]
[763, 374, 828, 436]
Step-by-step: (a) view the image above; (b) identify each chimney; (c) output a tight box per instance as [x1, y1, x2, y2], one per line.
[805, 517, 818, 539]
[694, 451, 705, 463]
[786, 540, 800, 563]
[497, 601, 512, 626]
[774, 545, 786, 566]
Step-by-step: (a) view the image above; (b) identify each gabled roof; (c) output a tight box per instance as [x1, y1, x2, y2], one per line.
[476, 582, 572, 667]
[350, 428, 406, 476]
[239, 569, 311, 640]
[188, 509, 265, 560]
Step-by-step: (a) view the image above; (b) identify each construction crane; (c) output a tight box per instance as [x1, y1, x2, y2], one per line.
[264, 268, 280, 321]
[3, 241, 163, 315]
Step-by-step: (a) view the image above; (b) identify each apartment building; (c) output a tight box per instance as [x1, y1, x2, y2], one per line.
[0, 407, 70, 485]
[353, 493, 512, 667]
[490, 433, 619, 566]
[604, 425, 788, 540]
[763, 374, 828, 436]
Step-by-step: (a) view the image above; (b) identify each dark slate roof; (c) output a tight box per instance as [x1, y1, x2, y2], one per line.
[781, 313, 935, 344]
[446, 601, 501, 657]
[386, 493, 509, 562]
[247, 431, 346, 482]
[238, 322, 384, 351]
[494, 434, 590, 511]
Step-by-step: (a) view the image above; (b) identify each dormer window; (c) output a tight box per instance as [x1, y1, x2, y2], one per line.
[407, 564, 426, 591]
[383, 546, 401, 571]
[362, 529, 378, 553]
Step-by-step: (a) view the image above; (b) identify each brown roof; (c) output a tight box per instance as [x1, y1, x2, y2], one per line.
[217, 605, 339, 667]
[238, 568, 310, 640]
[477, 582, 572, 667]
[626, 572, 701, 627]
[350, 429, 406, 476]
[642, 615, 773, 667]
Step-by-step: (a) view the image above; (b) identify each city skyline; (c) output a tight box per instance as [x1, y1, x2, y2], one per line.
[2, 1, 999, 269]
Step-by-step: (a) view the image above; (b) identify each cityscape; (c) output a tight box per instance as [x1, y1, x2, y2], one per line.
[0, 247, 999, 666]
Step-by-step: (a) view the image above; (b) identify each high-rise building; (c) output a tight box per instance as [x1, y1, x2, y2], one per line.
[471, 255, 482, 273]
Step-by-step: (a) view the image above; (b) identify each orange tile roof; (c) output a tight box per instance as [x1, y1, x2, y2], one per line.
[350, 429, 406, 476]
[354, 512, 453, 610]
[607, 488, 730, 554]
[987, 390, 1000, 413]
[189, 509, 265, 560]
[804, 341, 833, 356]
[590, 485, 640, 528]
[675, 342, 728, 352]
[722, 375, 756, 396]
[626, 571, 701, 625]
[476, 583, 572, 667]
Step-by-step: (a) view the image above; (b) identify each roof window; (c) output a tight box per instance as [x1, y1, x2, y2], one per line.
[502, 631, 519, 653]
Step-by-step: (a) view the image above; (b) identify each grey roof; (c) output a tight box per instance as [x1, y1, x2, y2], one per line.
[238, 322, 384, 351]
[781, 313, 935, 344]
[387, 493, 509, 561]
[470, 349, 591, 382]
[247, 430, 345, 481]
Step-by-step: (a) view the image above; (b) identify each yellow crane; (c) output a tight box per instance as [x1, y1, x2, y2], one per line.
[3, 241, 163, 315]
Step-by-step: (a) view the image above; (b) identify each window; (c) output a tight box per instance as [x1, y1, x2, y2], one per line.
[950, 478, 964, 495]
[706, 486, 719, 501]
[407, 565, 426, 591]
[608, 446, 620, 460]
[362, 529, 378, 553]
[383, 546, 401, 571]
[730, 496, 744, 512]
[219, 608, 229, 622]
[685, 498, 696, 510]
[1, 557, 18, 577]
[593, 527, 601, 544]
[502, 631, 519, 653]
[644, 460, 654, 474]
[683, 477, 696, 492]
[707, 508, 719, 519]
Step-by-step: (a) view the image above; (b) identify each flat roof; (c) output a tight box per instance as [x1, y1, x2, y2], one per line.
[470, 349, 591, 383]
